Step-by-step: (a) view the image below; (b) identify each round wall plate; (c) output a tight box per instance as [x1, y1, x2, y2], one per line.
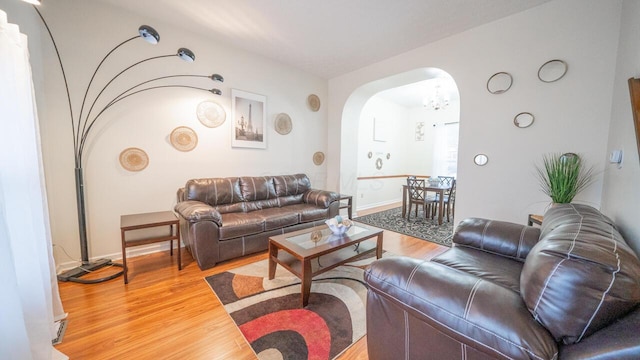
[196, 101, 226, 128]
[313, 151, 325, 165]
[119, 147, 149, 171]
[307, 94, 321, 111]
[170, 126, 198, 151]
[275, 113, 292, 135]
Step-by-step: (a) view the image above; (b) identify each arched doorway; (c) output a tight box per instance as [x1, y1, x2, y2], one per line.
[339, 68, 460, 215]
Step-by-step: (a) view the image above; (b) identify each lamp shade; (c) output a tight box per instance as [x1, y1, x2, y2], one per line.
[138, 25, 160, 44]
[210, 74, 224, 82]
[209, 88, 222, 95]
[177, 48, 195, 62]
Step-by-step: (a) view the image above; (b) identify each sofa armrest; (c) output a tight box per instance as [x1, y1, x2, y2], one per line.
[453, 217, 540, 261]
[558, 306, 640, 359]
[174, 200, 222, 225]
[302, 189, 340, 208]
[364, 257, 557, 360]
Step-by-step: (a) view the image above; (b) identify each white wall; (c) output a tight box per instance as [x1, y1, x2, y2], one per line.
[3, 0, 330, 269]
[601, 0, 640, 257]
[356, 97, 409, 209]
[328, 0, 620, 226]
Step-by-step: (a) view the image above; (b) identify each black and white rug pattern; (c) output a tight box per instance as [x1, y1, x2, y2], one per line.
[354, 207, 453, 247]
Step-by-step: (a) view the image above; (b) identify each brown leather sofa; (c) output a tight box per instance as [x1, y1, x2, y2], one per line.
[174, 174, 340, 270]
[364, 204, 640, 359]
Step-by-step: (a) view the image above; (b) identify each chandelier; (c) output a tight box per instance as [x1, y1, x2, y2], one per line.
[424, 82, 450, 110]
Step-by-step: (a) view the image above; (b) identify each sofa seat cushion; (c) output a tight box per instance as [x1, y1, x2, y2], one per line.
[254, 207, 300, 231]
[521, 204, 640, 345]
[432, 247, 524, 293]
[219, 212, 265, 240]
[285, 204, 330, 223]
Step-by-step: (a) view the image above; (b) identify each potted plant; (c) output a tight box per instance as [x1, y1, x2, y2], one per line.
[535, 153, 595, 204]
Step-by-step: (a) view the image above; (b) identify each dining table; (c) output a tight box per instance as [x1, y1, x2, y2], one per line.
[402, 183, 452, 225]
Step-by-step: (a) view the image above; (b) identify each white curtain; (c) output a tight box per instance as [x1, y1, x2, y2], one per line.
[0, 9, 67, 360]
[432, 122, 459, 177]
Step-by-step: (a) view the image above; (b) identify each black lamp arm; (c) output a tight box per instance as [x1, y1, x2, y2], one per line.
[33, 6, 78, 157]
[77, 35, 139, 128]
[105, 74, 213, 108]
[78, 54, 176, 147]
[77, 84, 216, 164]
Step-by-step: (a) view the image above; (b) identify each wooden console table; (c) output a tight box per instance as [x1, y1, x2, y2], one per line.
[527, 214, 544, 226]
[338, 194, 353, 219]
[120, 211, 181, 284]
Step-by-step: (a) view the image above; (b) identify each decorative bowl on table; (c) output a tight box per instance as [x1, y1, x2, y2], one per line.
[325, 216, 353, 235]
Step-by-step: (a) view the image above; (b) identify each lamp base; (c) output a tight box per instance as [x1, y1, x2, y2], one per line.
[57, 258, 123, 284]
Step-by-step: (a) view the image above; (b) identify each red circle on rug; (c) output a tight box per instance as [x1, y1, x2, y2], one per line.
[239, 309, 331, 360]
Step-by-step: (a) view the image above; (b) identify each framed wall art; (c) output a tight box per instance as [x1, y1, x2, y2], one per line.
[232, 89, 267, 149]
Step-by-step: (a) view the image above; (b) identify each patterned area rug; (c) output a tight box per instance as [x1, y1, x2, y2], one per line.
[354, 207, 453, 247]
[205, 253, 391, 360]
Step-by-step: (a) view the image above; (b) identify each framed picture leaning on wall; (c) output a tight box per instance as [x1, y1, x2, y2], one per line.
[232, 89, 267, 149]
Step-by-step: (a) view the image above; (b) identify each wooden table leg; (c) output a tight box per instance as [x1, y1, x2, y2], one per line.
[268, 242, 277, 280]
[402, 186, 407, 218]
[376, 233, 383, 259]
[121, 229, 128, 284]
[301, 259, 313, 307]
[176, 224, 182, 270]
[438, 189, 444, 225]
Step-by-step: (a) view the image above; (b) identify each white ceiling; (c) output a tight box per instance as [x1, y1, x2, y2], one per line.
[97, 0, 553, 80]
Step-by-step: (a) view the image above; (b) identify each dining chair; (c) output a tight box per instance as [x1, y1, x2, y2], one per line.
[443, 179, 457, 222]
[406, 177, 429, 220]
[429, 178, 456, 222]
[438, 176, 455, 187]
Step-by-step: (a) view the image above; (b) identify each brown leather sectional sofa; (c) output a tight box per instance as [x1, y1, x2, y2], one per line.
[365, 204, 640, 359]
[174, 174, 340, 269]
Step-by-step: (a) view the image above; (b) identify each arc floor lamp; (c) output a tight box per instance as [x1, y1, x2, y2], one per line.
[27, 1, 223, 283]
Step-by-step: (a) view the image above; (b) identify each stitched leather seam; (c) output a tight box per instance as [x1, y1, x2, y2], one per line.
[404, 311, 409, 360]
[481, 220, 491, 250]
[212, 180, 217, 205]
[464, 279, 483, 319]
[250, 177, 257, 201]
[367, 274, 544, 360]
[577, 227, 620, 342]
[532, 259, 565, 314]
[517, 227, 527, 259]
[405, 260, 429, 291]
[453, 244, 524, 262]
[533, 205, 583, 315]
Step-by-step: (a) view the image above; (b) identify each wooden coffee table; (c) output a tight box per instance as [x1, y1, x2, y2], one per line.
[268, 223, 383, 307]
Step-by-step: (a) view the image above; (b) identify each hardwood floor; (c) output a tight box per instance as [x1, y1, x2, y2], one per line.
[54, 205, 448, 359]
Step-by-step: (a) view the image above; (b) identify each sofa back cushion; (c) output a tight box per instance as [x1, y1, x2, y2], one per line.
[240, 176, 277, 201]
[521, 204, 640, 344]
[273, 174, 311, 197]
[185, 177, 243, 207]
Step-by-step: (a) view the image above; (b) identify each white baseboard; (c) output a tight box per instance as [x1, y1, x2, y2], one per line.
[353, 199, 402, 217]
[55, 242, 180, 274]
